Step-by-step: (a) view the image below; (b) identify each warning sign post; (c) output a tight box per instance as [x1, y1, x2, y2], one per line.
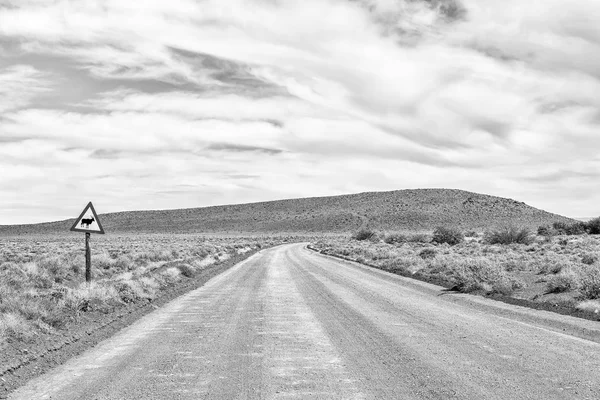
[70, 202, 105, 283]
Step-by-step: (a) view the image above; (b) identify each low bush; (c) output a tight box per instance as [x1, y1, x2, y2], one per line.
[443, 257, 524, 295]
[432, 227, 464, 246]
[579, 265, 600, 299]
[383, 256, 424, 274]
[586, 217, 600, 235]
[64, 283, 120, 313]
[114, 280, 149, 303]
[537, 225, 557, 236]
[92, 253, 116, 270]
[485, 226, 534, 245]
[157, 267, 181, 287]
[383, 232, 407, 244]
[534, 255, 574, 275]
[177, 263, 195, 278]
[546, 271, 579, 293]
[502, 260, 521, 272]
[406, 233, 430, 243]
[352, 228, 377, 241]
[0, 313, 34, 342]
[553, 221, 587, 236]
[581, 253, 598, 265]
[418, 248, 437, 259]
[148, 250, 175, 262]
[0, 262, 27, 289]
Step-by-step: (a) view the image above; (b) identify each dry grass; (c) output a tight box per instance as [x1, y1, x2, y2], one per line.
[312, 231, 600, 306]
[0, 233, 292, 347]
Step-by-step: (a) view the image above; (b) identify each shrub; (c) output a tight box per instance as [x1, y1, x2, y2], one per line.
[552, 222, 572, 235]
[92, 253, 115, 270]
[565, 222, 587, 235]
[432, 227, 464, 246]
[537, 225, 556, 236]
[384, 257, 411, 273]
[534, 256, 573, 275]
[579, 265, 600, 299]
[418, 248, 437, 259]
[177, 263, 195, 278]
[0, 313, 34, 341]
[445, 257, 523, 295]
[367, 232, 381, 243]
[586, 217, 600, 235]
[502, 260, 521, 272]
[64, 283, 120, 313]
[546, 271, 579, 293]
[37, 256, 63, 277]
[114, 280, 147, 303]
[383, 256, 424, 274]
[148, 250, 174, 262]
[0, 262, 27, 289]
[383, 232, 407, 244]
[352, 228, 377, 241]
[485, 226, 534, 245]
[581, 253, 598, 265]
[553, 221, 587, 236]
[157, 267, 181, 287]
[406, 233, 430, 243]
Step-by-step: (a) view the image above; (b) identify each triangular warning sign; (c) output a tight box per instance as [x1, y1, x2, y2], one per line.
[70, 202, 105, 234]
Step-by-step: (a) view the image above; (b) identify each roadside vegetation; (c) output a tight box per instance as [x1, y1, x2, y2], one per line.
[312, 221, 600, 315]
[0, 234, 287, 349]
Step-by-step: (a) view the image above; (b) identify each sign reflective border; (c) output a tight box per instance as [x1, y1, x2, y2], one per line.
[70, 202, 105, 234]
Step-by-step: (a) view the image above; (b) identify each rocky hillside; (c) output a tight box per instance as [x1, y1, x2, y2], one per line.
[0, 189, 576, 235]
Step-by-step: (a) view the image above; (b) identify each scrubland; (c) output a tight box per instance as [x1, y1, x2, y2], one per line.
[0, 234, 287, 350]
[311, 227, 600, 318]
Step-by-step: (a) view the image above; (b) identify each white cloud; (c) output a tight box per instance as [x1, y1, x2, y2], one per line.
[0, 0, 599, 222]
[0, 64, 52, 112]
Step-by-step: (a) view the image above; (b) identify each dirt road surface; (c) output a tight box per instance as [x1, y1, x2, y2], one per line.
[10, 244, 600, 399]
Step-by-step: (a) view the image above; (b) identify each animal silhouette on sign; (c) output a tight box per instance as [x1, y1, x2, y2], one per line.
[81, 216, 95, 228]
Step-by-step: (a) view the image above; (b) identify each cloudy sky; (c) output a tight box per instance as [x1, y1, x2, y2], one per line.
[1, 0, 599, 224]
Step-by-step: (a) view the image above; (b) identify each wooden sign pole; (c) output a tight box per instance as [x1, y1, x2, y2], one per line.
[85, 232, 92, 283]
[70, 202, 105, 283]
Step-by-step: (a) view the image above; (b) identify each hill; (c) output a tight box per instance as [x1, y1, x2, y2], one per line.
[0, 189, 577, 236]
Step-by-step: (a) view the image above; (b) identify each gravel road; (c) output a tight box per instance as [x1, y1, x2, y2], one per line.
[10, 243, 600, 399]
